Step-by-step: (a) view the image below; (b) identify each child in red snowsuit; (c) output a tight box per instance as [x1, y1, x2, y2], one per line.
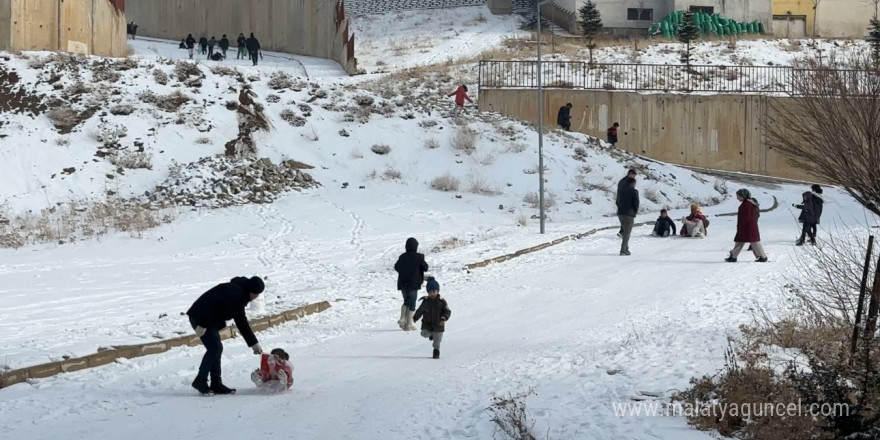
[447, 85, 473, 114]
[251, 348, 293, 391]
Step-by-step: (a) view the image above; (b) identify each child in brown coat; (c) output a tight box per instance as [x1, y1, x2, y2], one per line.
[413, 277, 451, 359]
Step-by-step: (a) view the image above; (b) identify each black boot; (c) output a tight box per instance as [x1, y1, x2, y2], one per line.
[210, 381, 236, 395]
[192, 378, 212, 395]
[432, 349, 440, 359]
[724, 255, 737, 262]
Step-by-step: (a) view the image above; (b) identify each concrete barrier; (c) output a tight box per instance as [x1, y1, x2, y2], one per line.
[0, 301, 331, 389]
[464, 196, 778, 270]
[478, 88, 820, 182]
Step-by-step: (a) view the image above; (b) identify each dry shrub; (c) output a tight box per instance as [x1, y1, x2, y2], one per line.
[507, 143, 527, 154]
[109, 104, 135, 116]
[371, 144, 391, 155]
[267, 72, 293, 90]
[382, 168, 402, 180]
[419, 119, 439, 129]
[424, 138, 441, 149]
[431, 173, 460, 192]
[452, 126, 478, 154]
[485, 390, 537, 440]
[522, 191, 556, 209]
[430, 236, 470, 253]
[467, 175, 501, 196]
[173, 61, 203, 82]
[109, 151, 152, 169]
[0, 200, 176, 247]
[140, 90, 190, 112]
[355, 95, 375, 106]
[46, 108, 80, 132]
[280, 108, 307, 127]
[195, 137, 211, 145]
[642, 187, 663, 204]
[515, 210, 529, 226]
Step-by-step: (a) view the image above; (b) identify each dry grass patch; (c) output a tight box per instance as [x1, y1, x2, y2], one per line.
[451, 126, 478, 154]
[371, 144, 391, 155]
[522, 191, 556, 209]
[424, 138, 441, 149]
[430, 173, 460, 192]
[280, 108, 307, 127]
[467, 175, 501, 196]
[139, 90, 190, 112]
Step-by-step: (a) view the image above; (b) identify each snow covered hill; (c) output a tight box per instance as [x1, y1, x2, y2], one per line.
[1, 5, 875, 440]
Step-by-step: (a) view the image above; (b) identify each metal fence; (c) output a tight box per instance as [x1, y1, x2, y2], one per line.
[477, 60, 877, 94]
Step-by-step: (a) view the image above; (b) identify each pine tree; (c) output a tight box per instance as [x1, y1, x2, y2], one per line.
[676, 11, 701, 70]
[867, 17, 880, 68]
[578, 1, 603, 65]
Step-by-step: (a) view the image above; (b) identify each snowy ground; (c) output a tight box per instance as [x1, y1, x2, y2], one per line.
[0, 5, 874, 440]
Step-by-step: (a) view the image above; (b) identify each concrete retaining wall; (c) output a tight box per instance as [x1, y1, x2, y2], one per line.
[124, 0, 356, 74]
[2, 0, 126, 57]
[345, 0, 487, 15]
[478, 88, 817, 182]
[0, 301, 331, 389]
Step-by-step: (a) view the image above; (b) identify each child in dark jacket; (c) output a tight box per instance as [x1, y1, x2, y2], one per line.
[413, 277, 451, 359]
[652, 209, 677, 237]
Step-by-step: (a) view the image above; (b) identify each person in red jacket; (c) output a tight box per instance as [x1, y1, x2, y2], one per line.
[725, 189, 768, 262]
[447, 85, 473, 114]
[251, 348, 293, 391]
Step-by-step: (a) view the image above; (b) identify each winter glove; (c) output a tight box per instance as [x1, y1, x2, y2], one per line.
[194, 326, 207, 337]
[250, 369, 262, 386]
[251, 343, 263, 355]
[438, 319, 446, 327]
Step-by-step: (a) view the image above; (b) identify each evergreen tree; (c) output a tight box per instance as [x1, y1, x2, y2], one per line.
[676, 11, 701, 70]
[867, 17, 880, 68]
[578, 1, 603, 65]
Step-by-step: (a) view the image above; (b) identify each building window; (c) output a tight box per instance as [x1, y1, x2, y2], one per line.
[688, 6, 714, 14]
[627, 8, 653, 21]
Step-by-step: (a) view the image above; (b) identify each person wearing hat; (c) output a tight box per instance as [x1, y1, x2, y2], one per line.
[186, 276, 266, 395]
[413, 276, 451, 359]
[726, 189, 768, 263]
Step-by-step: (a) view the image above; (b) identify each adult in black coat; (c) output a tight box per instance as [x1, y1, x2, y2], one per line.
[186, 276, 265, 394]
[185, 34, 196, 59]
[246, 33, 261, 66]
[557, 103, 572, 131]
[219, 34, 230, 57]
[810, 184, 824, 241]
[394, 237, 428, 330]
[615, 169, 637, 235]
[616, 177, 640, 256]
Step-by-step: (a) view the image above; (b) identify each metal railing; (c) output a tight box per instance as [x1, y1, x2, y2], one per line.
[477, 60, 878, 94]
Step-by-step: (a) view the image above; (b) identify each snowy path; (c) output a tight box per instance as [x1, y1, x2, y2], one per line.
[1, 188, 856, 440]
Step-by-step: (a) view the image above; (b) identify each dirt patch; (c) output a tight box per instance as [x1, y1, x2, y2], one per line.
[0, 65, 46, 115]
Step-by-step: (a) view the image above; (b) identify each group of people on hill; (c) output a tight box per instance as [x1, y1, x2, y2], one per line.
[616, 168, 825, 263]
[556, 103, 619, 147]
[178, 33, 262, 65]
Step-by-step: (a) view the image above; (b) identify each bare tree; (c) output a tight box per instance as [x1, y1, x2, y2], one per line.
[766, 54, 880, 217]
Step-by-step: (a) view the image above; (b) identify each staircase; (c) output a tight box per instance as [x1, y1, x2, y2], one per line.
[514, 0, 573, 35]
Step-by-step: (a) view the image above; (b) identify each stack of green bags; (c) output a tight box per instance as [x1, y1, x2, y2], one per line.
[647, 10, 765, 38]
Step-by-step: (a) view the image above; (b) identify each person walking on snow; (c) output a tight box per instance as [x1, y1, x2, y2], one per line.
[617, 176, 639, 256]
[726, 189, 768, 262]
[246, 33, 261, 66]
[810, 184, 824, 242]
[236, 33, 248, 59]
[413, 277, 451, 359]
[186, 276, 265, 395]
[607, 122, 619, 146]
[185, 34, 196, 59]
[615, 169, 637, 237]
[219, 34, 230, 58]
[557, 103, 572, 131]
[447, 85, 473, 115]
[207, 36, 217, 60]
[394, 237, 428, 331]
[794, 191, 817, 246]
[199, 36, 208, 55]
